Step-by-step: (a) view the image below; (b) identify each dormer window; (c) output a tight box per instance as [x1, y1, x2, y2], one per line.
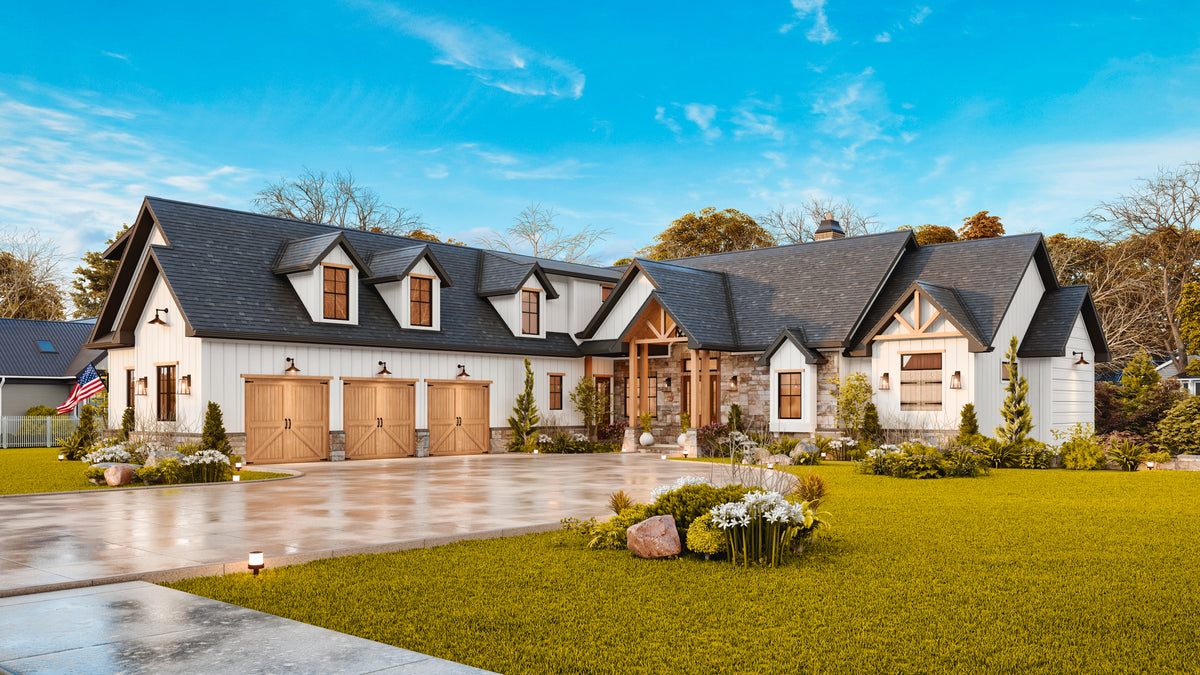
[522, 289, 540, 335]
[323, 266, 350, 320]
[410, 276, 433, 327]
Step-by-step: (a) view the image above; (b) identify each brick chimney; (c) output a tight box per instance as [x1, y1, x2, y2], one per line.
[814, 212, 845, 240]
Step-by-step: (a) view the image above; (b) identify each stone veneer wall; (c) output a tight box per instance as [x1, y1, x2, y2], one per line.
[815, 351, 841, 433]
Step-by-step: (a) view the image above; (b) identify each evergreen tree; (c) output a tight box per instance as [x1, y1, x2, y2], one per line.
[994, 337, 1034, 444]
[201, 401, 233, 455]
[1119, 349, 1160, 405]
[569, 376, 607, 441]
[958, 403, 980, 438]
[119, 407, 135, 441]
[861, 402, 883, 445]
[507, 359, 539, 451]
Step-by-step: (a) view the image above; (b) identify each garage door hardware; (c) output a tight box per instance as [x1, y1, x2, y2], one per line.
[456, 416, 462, 426]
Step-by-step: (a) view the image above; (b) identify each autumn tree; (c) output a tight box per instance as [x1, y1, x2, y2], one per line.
[762, 198, 879, 244]
[476, 202, 609, 264]
[640, 207, 776, 260]
[253, 167, 428, 236]
[899, 224, 959, 246]
[70, 225, 127, 318]
[1084, 161, 1200, 376]
[1179, 281, 1200, 375]
[0, 229, 65, 320]
[958, 211, 1005, 240]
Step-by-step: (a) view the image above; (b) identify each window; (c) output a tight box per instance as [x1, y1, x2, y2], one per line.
[778, 372, 803, 419]
[157, 365, 176, 421]
[521, 289, 540, 335]
[900, 352, 942, 411]
[323, 266, 349, 320]
[35, 340, 56, 353]
[1001, 362, 1011, 381]
[410, 276, 433, 327]
[601, 285, 614, 301]
[549, 374, 563, 410]
[126, 369, 136, 409]
[623, 377, 657, 417]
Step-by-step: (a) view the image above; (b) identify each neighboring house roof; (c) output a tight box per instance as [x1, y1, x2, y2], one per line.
[476, 251, 559, 299]
[363, 245, 454, 286]
[0, 318, 104, 378]
[272, 232, 372, 275]
[1019, 285, 1111, 361]
[88, 198, 619, 357]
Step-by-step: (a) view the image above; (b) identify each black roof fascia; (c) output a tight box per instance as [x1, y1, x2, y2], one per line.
[189, 329, 584, 358]
[840, 231, 917, 351]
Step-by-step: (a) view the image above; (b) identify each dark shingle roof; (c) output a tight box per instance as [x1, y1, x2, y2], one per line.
[364, 245, 453, 286]
[848, 234, 1048, 351]
[272, 232, 371, 275]
[914, 281, 985, 347]
[0, 318, 102, 377]
[142, 198, 601, 356]
[636, 259, 738, 349]
[476, 252, 559, 299]
[1019, 285, 1109, 359]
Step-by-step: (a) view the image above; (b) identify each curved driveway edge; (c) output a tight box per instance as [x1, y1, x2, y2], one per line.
[0, 454, 737, 597]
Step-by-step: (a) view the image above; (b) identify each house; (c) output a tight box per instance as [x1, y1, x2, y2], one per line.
[1155, 356, 1200, 395]
[86, 199, 1109, 463]
[0, 317, 107, 416]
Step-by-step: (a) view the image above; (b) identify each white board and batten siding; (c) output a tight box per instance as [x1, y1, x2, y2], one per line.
[1048, 314, 1095, 435]
[545, 274, 611, 339]
[108, 275, 205, 429]
[488, 276, 546, 339]
[864, 336, 973, 432]
[767, 341, 817, 434]
[201, 339, 585, 434]
[589, 275, 655, 342]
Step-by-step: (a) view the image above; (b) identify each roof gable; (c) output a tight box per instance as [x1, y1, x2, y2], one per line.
[363, 245, 454, 286]
[1019, 285, 1111, 361]
[756, 327, 825, 366]
[476, 252, 559, 299]
[857, 280, 987, 354]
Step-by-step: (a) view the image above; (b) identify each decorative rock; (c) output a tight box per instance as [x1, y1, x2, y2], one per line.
[91, 462, 142, 471]
[144, 449, 185, 468]
[752, 447, 773, 464]
[626, 515, 682, 559]
[767, 454, 793, 466]
[104, 464, 135, 486]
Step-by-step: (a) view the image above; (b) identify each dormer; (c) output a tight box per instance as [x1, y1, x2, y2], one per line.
[273, 232, 371, 325]
[364, 245, 454, 331]
[476, 252, 559, 339]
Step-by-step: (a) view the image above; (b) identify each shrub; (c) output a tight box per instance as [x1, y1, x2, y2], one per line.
[828, 372, 873, 439]
[586, 503, 654, 550]
[957, 403, 980, 439]
[1094, 382, 1125, 435]
[119, 407, 135, 441]
[859, 442, 988, 479]
[24, 404, 56, 417]
[680, 412, 691, 434]
[569, 376, 609, 441]
[597, 420, 626, 441]
[1155, 396, 1200, 456]
[861, 403, 883, 446]
[710, 492, 828, 567]
[1124, 382, 1186, 440]
[995, 336, 1034, 445]
[685, 512, 727, 556]
[975, 436, 1016, 469]
[898, 446, 943, 479]
[651, 483, 753, 534]
[1016, 441, 1052, 470]
[84, 466, 106, 482]
[638, 412, 652, 434]
[507, 359, 539, 452]
[1057, 424, 1107, 470]
[772, 436, 800, 456]
[943, 447, 990, 478]
[1106, 438, 1148, 472]
[608, 490, 633, 515]
[727, 404, 744, 433]
[792, 471, 828, 506]
[696, 422, 730, 457]
[201, 401, 233, 454]
[57, 403, 102, 460]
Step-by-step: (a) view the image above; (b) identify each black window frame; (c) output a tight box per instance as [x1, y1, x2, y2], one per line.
[410, 276, 433, 327]
[126, 368, 136, 410]
[157, 365, 176, 422]
[778, 372, 803, 420]
[622, 376, 657, 418]
[521, 289, 540, 335]
[549, 374, 563, 410]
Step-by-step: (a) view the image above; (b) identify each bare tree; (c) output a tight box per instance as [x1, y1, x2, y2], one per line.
[1083, 162, 1200, 375]
[761, 198, 880, 244]
[476, 203, 610, 264]
[253, 167, 428, 236]
[0, 228, 67, 320]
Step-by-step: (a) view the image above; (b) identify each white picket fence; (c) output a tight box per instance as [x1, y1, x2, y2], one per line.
[0, 416, 79, 449]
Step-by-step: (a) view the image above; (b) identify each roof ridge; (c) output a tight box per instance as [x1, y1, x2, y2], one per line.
[654, 229, 913, 263]
[919, 232, 1043, 249]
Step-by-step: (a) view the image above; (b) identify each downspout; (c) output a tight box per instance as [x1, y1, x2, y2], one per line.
[0, 377, 6, 449]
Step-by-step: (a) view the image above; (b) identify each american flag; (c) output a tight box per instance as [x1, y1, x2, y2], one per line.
[57, 364, 106, 415]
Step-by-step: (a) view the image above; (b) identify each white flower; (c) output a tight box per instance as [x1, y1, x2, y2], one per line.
[82, 448, 132, 464]
[184, 449, 231, 466]
[650, 475, 712, 501]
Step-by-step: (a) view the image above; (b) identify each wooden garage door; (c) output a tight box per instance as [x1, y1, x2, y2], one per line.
[427, 380, 491, 455]
[343, 378, 417, 459]
[244, 376, 330, 464]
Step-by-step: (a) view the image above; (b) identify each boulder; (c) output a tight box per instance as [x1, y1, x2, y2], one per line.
[766, 454, 793, 466]
[144, 449, 186, 468]
[626, 515, 681, 559]
[104, 464, 136, 487]
[752, 447, 773, 464]
[90, 462, 142, 471]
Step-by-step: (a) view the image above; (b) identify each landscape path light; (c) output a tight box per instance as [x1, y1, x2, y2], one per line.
[248, 551, 265, 575]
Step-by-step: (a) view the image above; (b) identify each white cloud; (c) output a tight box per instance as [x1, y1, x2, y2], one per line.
[102, 51, 131, 64]
[354, 1, 585, 99]
[732, 100, 785, 141]
[809, 68, 904, 160]
[780, 0, 838, 44]
[425, 164, 449, 179]
[910, 6, 932, 25]
[762, 151, 788, 169]
[654, 106, 682, 135]
[500, 158, 589, 180]
[875, 32, 892, 43]
[683, 103, 721, 142]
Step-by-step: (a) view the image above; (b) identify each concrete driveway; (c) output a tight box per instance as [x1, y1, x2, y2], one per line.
[0, 454, 736, 596]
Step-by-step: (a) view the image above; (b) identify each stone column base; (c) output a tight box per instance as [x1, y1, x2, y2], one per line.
[621, 428, 638, 453]
[416, 429, 430, 457]
[682, 428, 698, 458]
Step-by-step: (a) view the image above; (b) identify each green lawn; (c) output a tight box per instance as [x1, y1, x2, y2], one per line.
[0, 447, 289, 495]
[167, 464, 1200, 674]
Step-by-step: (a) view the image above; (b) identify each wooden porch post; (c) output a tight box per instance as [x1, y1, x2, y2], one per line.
[639, 340, 650, 420]
[689, 348, 700, 428]
[629, 341, 640, 421]
[698, 350, 711, 427]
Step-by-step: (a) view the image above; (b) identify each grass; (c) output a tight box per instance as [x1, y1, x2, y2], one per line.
[0, 447, 289, 495]
[167, 464, 1200, 674]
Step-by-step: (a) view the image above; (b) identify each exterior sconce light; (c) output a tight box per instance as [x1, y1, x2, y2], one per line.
[136, 377, 148, 396]
[729, 375, 739, 390]
[950, 371, 962, 390]
[663, 376, 672, 390]
[456, 364, 470, 379]
[1072, 351, 1088, 366]
[284, 357, 300, 374]
[147, 308, 168, 325]
[879, 373, 890, 390]
[378, 361, 391, 376]
[248, 551, 265, 575]
[178, 374, 191, 395]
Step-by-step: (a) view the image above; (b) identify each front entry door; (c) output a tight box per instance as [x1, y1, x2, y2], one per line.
[595, 376, 612, 425]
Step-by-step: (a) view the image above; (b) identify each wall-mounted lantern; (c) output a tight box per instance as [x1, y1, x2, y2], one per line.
[879, 373, 890, 390]
[663, 376, 672, 391]
[178, 374, 192, 395]
[284, 357, 300, 375]
[729, 375, 739, 391]
[456, 364, 470, 379]
[378, 361, 391, 376]
[136, 377, 148, 396]
[147, 308, 168, 325]
[949, 371, 962, 389]
[1072, 351, 1088, 366]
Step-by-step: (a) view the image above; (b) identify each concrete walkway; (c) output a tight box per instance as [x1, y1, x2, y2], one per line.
[0, 581, 492, 674]
[0, 453, 735, 596]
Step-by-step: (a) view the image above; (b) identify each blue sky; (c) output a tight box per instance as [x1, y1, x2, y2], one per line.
[2, 0, 1199, 263]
